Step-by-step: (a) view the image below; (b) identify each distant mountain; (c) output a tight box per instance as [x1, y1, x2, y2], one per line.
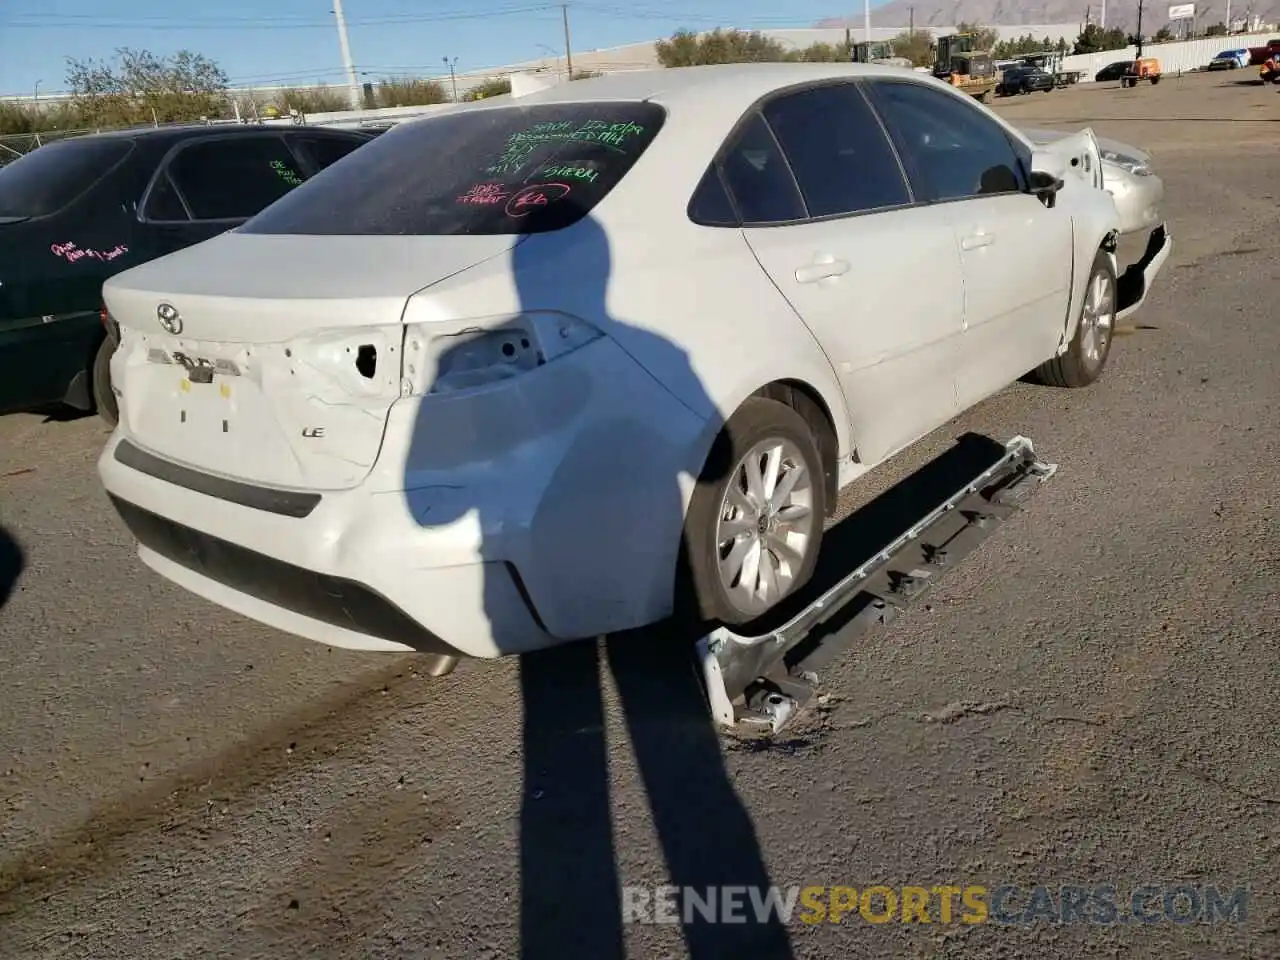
[819, 0, 1280, 35]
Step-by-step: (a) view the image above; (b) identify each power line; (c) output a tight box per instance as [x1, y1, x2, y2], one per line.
[4, 6, 559, 30]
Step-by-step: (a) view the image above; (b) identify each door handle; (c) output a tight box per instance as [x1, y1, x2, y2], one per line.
[961, 232, 996, 251]
[795, 255, 851, 284]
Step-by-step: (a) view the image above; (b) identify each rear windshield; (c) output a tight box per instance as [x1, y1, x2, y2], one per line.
[0, 138, 133, 219]
[241, 101, 666, 236]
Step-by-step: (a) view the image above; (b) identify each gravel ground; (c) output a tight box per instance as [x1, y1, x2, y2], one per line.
[1, 71, 1278, 959]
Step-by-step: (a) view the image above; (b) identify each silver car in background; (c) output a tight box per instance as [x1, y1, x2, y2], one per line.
[1019, 127, 1165, 238]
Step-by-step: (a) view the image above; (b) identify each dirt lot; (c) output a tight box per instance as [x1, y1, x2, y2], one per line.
[1, 71, 1278, 958]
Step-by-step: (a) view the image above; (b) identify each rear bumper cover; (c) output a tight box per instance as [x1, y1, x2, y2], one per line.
[98, 336, 713, 658]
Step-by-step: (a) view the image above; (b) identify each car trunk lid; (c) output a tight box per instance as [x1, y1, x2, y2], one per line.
[106, 231, 519, 492]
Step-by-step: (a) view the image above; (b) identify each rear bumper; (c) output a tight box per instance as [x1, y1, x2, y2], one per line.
[98, 336, 713, 659]
[1117, 223, 1173, 321]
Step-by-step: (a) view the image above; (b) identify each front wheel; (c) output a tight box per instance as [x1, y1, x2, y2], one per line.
[93, 334, 119, 427]
[1150, 75, 1161, 84]
[679, 397, 825, 626]
[1029, 250, 1117, 389]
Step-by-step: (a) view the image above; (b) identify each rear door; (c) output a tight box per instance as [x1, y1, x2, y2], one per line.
[864, 78, 1074, 409]
[729, 81, 965, 463]
[138, 133, 312, 255]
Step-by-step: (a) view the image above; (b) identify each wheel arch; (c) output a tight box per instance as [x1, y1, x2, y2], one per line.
[752, 379, 840, 516]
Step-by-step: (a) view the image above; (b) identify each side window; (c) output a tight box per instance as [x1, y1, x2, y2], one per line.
[718, 113, 806, 225]
[688, 165, 738, 226]
[289, 134, 367, 175]
[165, 136, 306, 221]
[865, 80, 1027, 202]
[143, 172, 190, 221]
[761, 83, 911, 218]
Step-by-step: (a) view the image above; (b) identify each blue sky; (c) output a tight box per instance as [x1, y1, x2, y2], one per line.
[1, 0, 887, 96]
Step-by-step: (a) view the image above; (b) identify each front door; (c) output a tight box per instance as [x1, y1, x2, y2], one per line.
[721, 82, 965, 464]
[863, 78, 1076, 409]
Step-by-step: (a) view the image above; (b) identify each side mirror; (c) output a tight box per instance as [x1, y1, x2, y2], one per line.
[1028, 148, 1067, 207]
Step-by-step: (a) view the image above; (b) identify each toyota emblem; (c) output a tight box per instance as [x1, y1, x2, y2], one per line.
[157, 302, 183, 335]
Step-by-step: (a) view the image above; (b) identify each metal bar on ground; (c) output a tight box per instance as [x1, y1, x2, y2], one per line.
[696, 435, 1059, 735]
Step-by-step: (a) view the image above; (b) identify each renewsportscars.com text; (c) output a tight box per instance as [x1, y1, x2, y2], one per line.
[621, 884, 1249, 926]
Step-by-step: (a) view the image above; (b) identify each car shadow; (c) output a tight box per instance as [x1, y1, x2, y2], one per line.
[0, 526, 24, 612]
[405, 208, 795, 958]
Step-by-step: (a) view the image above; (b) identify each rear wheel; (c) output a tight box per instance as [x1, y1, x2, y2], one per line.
[1150, 75, 1161, 84]
[1029, 250, 1117, 389]
[679, 397, 825, 626]
[93, 334, 119, 427]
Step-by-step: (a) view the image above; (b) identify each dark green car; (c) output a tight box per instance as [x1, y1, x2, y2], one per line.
[0, 123, 377, 423]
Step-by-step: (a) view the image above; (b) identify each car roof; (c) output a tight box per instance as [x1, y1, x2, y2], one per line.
[58, 124, 368, 146]
[457, 63, 929, 116]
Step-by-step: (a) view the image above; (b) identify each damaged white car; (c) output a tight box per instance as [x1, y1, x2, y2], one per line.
[97, 63, 1171, 667]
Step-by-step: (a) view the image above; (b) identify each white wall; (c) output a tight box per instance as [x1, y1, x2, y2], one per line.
[1063, 32, 1277, 77]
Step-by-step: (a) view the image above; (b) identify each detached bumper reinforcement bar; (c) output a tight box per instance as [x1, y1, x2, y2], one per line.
[696, 435, 1059, 735]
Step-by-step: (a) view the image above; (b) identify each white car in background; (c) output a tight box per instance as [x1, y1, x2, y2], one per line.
[97, 63, 1171, 666]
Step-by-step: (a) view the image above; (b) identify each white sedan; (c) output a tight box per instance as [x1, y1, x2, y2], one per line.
[97, 63, 1171, 665]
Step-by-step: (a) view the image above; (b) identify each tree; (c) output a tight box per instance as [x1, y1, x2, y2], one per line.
[272, 86, 348, 114]
[1073, 24, 1129, 54]
[953, 22, 999, 51]
[1153, 26, 1175, 41]
[891, 30, 934, 67]
[465, 77, 512, 100]
[375, 77, 449, 106]
[655, 28, 790, 66]
[65, 47, 228, 127]
[1204, 21, 1228, 35]
[794, 40, 854, 62]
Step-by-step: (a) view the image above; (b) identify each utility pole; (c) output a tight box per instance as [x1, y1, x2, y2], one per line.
[1135, 0, 1144, 57]
[332, 0, 362, 111]
[863, 0, 872, 43]
[443, 56, 459, 102]
[909, 7, 915, 35]
[562, 4, 574, 79]
[1225, 0, 1231, 32]
[1101, 0, 1107, 28]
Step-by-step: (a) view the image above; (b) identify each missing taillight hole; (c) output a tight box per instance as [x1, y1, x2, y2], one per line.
[355, 344, 377, 378]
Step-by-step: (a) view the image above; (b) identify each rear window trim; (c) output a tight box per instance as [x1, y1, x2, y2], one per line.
[138, 131, 303, 226]
[0, 136, 137, 221]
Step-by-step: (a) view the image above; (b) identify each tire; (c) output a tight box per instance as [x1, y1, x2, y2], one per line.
[1150, 75, 1161, 84]
[93, 334, 119, 427]
[679, 397, 826, 626]
[1029, 249, 1117, 389]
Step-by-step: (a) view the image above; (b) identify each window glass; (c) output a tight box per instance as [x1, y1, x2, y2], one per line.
[866, 80, 1027, 202]
[762, 83, 911, 217]
[290, 134, 368, 173]
[144, 172, 189, 221]
[166, 136, 305, 221]
[688, 165, 738, 226]
[243, 102, 665, 236]
[718, 113, 805, 225]
[0, 138, 133, 219]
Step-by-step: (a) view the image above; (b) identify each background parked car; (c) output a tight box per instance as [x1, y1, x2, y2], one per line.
[998, 65, 1057, 95]
[1207, 48, 1250, 70]
[0, 124, 376, 424]
[1095, 60, 1133, 82]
